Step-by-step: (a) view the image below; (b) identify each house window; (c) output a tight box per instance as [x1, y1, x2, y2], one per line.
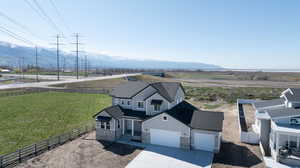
[163, 116, 168, 121]
[137, 101, 144, 108]
[127, 100, 131, 105]
[114, 99, 119, 105]
[106, 121, 110, 130]
[290, 117, 300, 125]
[154, 104, 161, 111]
[100, 121, 105, 129]
[117, 120, 120, 128]
[121, 100, 124, 105]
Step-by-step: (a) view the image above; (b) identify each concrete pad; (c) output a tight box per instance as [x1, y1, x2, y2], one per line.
[125, 145, 213, 168]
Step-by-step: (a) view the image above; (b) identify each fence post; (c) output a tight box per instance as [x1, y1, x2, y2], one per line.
[58, 136, 61, 145]
[0, 155, 3, 168]
[34, 144, 37, 156]
[18, 149, 21, 163]
[47, 139, 50, 150]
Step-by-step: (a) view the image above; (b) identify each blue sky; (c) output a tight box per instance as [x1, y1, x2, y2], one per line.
[1, 0, 300, 69]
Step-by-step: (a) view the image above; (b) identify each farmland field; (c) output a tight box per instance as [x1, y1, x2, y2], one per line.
[0, 92, 111, 155]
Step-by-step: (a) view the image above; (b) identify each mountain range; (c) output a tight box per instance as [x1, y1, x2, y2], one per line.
[0, 41, 222, 70]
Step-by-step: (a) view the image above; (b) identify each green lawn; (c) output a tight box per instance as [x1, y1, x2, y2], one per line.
[0, 92, 111, 155]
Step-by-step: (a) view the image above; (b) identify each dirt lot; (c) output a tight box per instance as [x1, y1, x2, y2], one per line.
[190, 101, 265, 168]
[16, 132, 142, 168]
[244, 104, 256, 131]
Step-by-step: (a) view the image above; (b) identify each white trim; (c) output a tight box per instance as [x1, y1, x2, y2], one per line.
[131, 119, 134, 136]
[122, 119, 125, 135]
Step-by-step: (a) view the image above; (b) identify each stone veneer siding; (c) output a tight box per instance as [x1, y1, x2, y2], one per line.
[96, 128, 116, 141]
[180, 136, 191, 150]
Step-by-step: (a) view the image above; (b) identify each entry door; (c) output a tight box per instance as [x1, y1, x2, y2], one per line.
[194, 133, 215, 152]
[150, 129, 180, 148]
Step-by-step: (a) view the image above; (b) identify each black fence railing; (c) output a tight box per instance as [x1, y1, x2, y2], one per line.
[0, 87, 110, 98]
[0, 123, 95, 168]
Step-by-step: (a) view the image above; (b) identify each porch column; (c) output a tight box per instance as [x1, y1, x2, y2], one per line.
[288, 135, 290, 148]
[297, 136, 300, 148]
[132, 120, 134, 136]
[122, 119, 125, 135]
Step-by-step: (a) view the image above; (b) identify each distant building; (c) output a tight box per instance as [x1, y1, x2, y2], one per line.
[0, 69, 11, 73]
[142, 72, 165, 77]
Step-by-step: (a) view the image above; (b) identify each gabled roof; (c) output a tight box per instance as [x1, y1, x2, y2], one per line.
[150, 82, 181, 102]
[93, 105, 124, 119]
[166, 101, 224, 132]
[93, 105, 148, 120]
[110, 81, 149, 98]
[110, 81, 184, 102]
[282, 88, 300, 102]
[267, 108, 300, 119]
[252, 98, 285, 110]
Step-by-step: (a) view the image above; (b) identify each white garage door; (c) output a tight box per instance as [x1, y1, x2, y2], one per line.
[150, 129, 180, 148]
[194, 133, 215, 152]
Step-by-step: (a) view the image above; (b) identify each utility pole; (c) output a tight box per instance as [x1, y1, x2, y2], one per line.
[85, 54, 88, 77]
[71, 33, 83, 79]
[21, 56, 24, 80]
[51, 34, 63, 81]
[56, 35, 60, 81]
[75, 33, 79, 79]
[35, 46, 39, 82]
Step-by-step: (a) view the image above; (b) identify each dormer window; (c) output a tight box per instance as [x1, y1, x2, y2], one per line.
[151, 99, 162, 111]
[121, 100, 124, 105]
[138, 101, 144, 108]
[127, 100, 131, 105]
[154, 104, 161, 111]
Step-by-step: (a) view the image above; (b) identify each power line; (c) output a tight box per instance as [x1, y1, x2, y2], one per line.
[0, 26, 35, 45]
[24, 0, 64, 35]
[48, 0, 72, 33]
[0, 10, 43, 41]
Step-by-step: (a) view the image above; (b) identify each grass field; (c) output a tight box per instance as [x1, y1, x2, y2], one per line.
[0, 92, 111, 155]
[167, 71, 300, 82]
[52, 75, 175, 90]
[184, 86, 285, 103]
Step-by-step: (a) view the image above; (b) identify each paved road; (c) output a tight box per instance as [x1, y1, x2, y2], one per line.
[0, 73, 140, 90]
[125, 145, 213, 168]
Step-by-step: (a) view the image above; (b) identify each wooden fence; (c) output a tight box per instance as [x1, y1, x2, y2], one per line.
[0, 87, 110, 98]
[0, 123, 95, 168]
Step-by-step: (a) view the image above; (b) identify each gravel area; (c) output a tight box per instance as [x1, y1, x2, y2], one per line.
[190, 101, 265, 168]
[16, 131, 143, 168]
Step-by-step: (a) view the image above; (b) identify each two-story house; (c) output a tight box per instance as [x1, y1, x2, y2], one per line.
[93, 81, 224, 153]
[253, 88, 300, 167]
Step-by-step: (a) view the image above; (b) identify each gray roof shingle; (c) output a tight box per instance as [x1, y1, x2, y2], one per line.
[110, 81, 183, 102]
[93, 105, 124, 119]
[267, 108, 300, 118]
[166, 101, 224, 132]
[110, 81, 149, 98]
[253, 98, 285, 109]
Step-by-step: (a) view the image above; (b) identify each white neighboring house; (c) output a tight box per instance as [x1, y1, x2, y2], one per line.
[93, 81, 224, 153]
[1, 69, 11, 73]
[253, 88, 300, 167]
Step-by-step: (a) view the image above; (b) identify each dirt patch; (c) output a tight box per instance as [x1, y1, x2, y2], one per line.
[190, 101, 265, 168]
[16, 132, 142, 168]
[244, 104, 256, 131]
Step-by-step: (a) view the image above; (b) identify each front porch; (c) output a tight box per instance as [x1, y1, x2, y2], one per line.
[122, 118, 142, 141]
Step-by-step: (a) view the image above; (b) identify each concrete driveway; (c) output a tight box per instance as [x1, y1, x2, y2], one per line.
[125, 145, 213, 168]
